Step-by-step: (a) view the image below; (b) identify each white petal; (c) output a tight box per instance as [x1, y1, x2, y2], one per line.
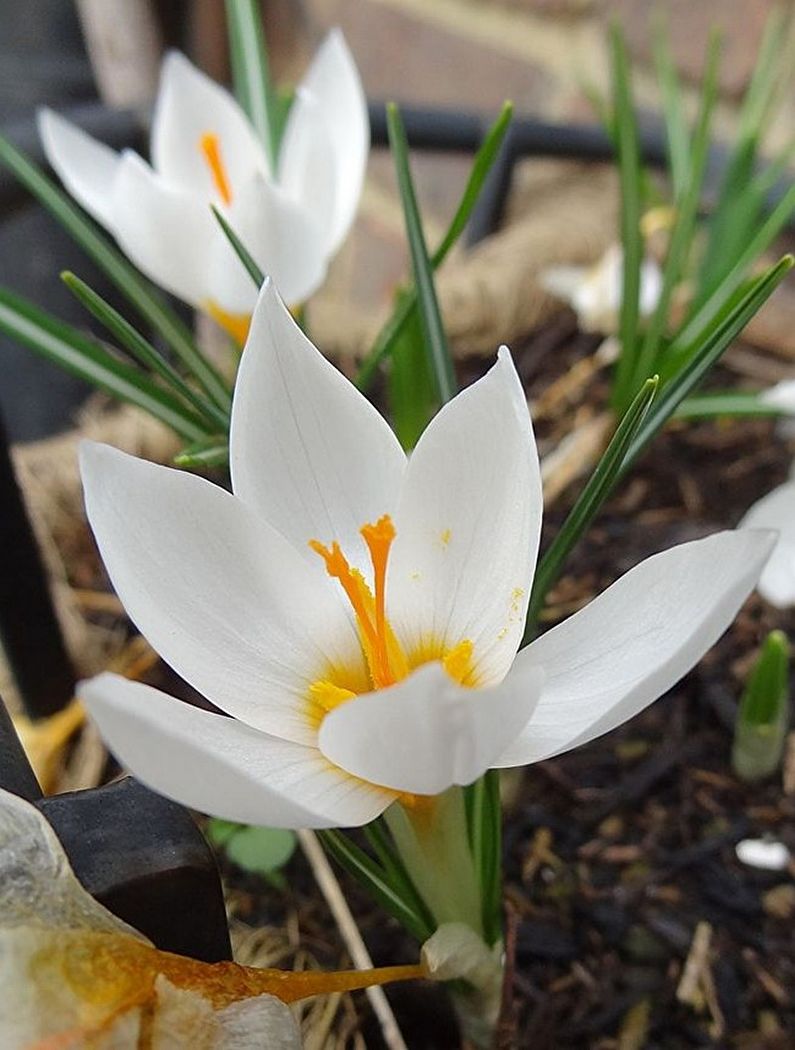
[230, 280, 406, 564]
[288, 28, 369, 254]
[388, 348, 542, 685]
[80, 441, 366, 745]
[224, 171, 329, 307]
[110, 151, 223, 308]
[151, 50, 267, 195]
[496, 529, 776, 766]
[318, 662, 544, 795]
[760, 379, 795, 415]
[81, 674, 394, 828]
[277, 87, 338, 253]
[639, 256, 663, 317]
[37, 108, 120, 229]
[740, 479, 795, 607]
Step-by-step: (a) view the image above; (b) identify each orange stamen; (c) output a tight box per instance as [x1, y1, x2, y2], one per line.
[199, 132, 232, 205]
[309, 539, 380, 654]
[360, 515, 397, 687]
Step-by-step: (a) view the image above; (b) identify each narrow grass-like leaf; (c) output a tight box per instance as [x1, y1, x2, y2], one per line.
[355, 103, 512, 392]
[633, 32, 720, 388]
[212, 205, 265, 288]
[732, 630, 790, 782]
[62, 271, 230, 433]
[675, 391, 784, 419]
[609, 23, 645, 411]
[317, 829, 434, 943]
[466, 770, 503, 947]
[522, 376, 658, 643]
[225, 0, 279, 167]
[653, 17, 689, 200]
[696, 10, 790, 300]
[173, 438, 229, 468]
[625, 256, 793, 468]
[666, 185, 795, 376]
[364, 820, 436, 934]
[0, 287, 210, 442]
[389, 299, 436, 448]
[387, 102, 456, 406]
[0, 132, 232, 410]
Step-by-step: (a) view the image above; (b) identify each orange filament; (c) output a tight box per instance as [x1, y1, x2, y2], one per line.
[199, 132, 232, 205]
[205, 299, 251, 346]
[310, 515, 408, 690]
[361, 515, 396, 688]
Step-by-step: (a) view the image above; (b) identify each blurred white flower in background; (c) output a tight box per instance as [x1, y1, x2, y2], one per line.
[38, 30, 368, 340]
[541, 243, 663, 334]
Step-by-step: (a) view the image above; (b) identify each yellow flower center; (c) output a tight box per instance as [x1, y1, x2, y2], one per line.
[307, 514, 476, 730]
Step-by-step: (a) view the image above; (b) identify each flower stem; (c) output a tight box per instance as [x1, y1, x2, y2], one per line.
[384, 787, 483, 938]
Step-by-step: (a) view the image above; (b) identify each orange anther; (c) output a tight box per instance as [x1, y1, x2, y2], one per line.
[199, 132, 233, 205]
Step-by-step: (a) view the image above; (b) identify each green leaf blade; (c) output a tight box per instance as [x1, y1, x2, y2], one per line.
[0, 287, 210, 443]
[522, 375, 658, 642]
[387, 102, 456, 410]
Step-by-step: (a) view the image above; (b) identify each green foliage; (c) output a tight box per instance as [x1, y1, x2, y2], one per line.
[523, 376, 658, 643]
[355, 102, 513, 392]
[317, 828, 434, 942]
[225, 0, 281, 167]
[732, 630, 791, 782]
[387, 102, 456, 426]
[606, 13, 795, 416]
[206, 819, 297, 887]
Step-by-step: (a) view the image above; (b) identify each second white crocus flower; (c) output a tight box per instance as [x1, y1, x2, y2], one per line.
[38, 30, 368, 337]
[79, 281, 774, 828]
[541, 243, 663, 334]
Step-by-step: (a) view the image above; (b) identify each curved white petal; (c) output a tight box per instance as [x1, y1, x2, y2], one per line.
[388, 348, 542, 686]
[224, 172, 329, 307]
[80, 442, 366, 745]
[319, 662, 544, 795]
[230, 280, 406, 564]
[277, 87, 338, 253]
[110, 151, 221, 308]
[496, 529, 776, 766]
[287, 28, 369, 253]
[151, 50, 267, 196]
[37, 108, 120, 229]
[740, 480, 795, 607]
[81, 674, 394, 828]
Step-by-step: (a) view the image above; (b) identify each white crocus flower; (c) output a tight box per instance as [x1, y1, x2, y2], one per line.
[541, 244, 663, 334]
[38, 30, 367, 339]
[78, 281, 774, 828]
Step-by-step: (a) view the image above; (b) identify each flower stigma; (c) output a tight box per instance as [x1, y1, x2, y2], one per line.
[199, 131, 232, 205]
[308, 516, 477, 731]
